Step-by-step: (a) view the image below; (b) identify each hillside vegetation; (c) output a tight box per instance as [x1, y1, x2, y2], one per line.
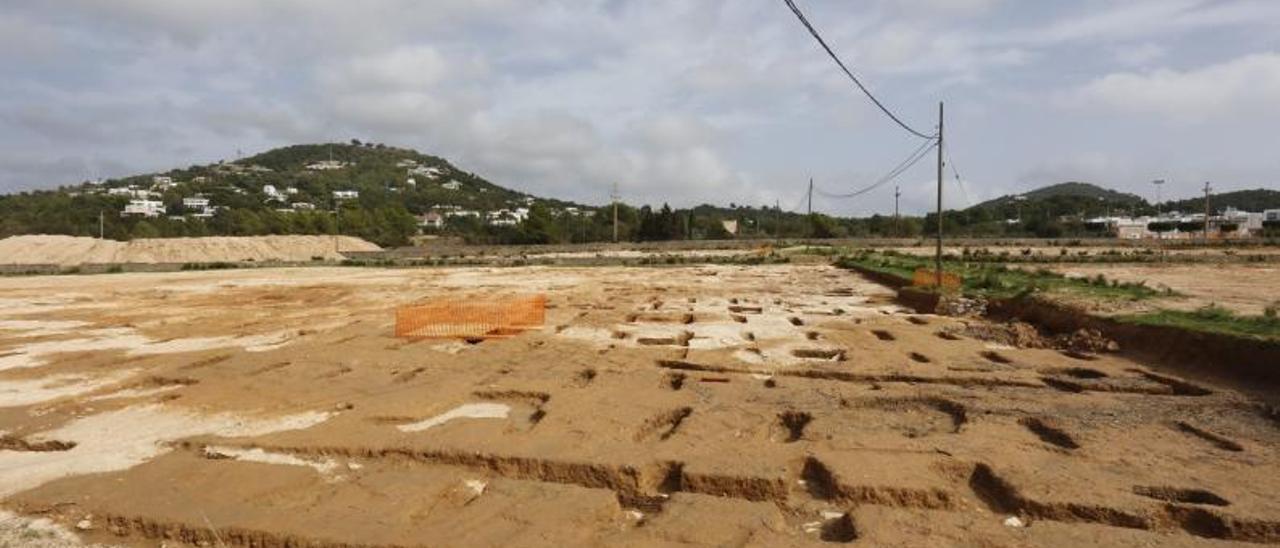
[1, 143, 1276, 245]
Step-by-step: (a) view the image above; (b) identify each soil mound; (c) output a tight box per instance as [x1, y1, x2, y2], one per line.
[946, 321, 1118, 353]
[0, 235, 380, 266]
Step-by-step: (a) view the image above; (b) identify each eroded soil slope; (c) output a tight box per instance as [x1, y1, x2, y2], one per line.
[0, 265, 1277, 547]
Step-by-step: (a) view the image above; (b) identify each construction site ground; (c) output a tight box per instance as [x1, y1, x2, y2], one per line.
[0, 265, 1277, 547]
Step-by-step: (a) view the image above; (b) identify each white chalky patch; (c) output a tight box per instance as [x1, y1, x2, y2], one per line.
[0, 326, 299, 370]
[0, 320, 91, 338]
[0, 369, 139, 408]
[86, 385, 182, 402]
[0, 509, 92, 547]
[464, 479, 487, 496]
[0, 404, 333, 497]
[204, 445, 339, 475]
[397, 403, 511, 432]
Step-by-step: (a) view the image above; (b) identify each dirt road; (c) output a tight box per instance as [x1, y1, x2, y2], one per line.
[0, 265, 1276, 546]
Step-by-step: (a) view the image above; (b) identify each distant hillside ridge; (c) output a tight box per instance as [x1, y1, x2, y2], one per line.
[1162, 189, 1280, 214]
[968, 182, 1145, 212]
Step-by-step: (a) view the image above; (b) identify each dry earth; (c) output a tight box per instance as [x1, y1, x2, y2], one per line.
[0, 235, 380, 265]
[1041, 263, 1280, 315]
[0, 265, 1277, 547]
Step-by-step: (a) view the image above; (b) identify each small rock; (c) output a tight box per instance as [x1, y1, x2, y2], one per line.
[76, 518, 93, 530]
[1003, 516, 1025, 528]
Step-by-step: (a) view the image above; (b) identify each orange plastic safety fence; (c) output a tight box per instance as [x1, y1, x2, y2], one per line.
[912, 268, 962, 290]
[395, 295, 546, 339]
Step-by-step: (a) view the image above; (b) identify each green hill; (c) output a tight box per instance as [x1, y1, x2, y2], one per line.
[0, 141, 591, 246]
[969, 182, 1145, 212]
[1162, 189, 1280, 214]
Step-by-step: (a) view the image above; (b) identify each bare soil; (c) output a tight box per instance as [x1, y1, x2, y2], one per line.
[1043, 263, 1280, 315]
[0, 235, 380, 265]
[0, 265, 1277, 547]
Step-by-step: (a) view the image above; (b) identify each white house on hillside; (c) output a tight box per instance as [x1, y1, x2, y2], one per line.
[306, 160, 348, 171]
[333, 190, 359, 200]
[122, 200, 165, 217]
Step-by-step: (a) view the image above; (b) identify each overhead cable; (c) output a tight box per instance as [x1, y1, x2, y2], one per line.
[815, 137, 937, 199]
[781, 0, 936, 140]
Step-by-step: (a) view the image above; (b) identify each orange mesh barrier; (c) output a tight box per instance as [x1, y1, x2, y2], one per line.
[912, 268, 962, 290]
[395, 295, 546, 339]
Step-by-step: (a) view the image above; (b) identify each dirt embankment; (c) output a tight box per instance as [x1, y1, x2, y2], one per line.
[0, 235, 380, 266]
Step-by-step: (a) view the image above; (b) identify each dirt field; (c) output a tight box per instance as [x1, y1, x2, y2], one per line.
[0, 235, 380, 265]
[1041, 263, 1280, 315]
[1, 265, 1277, 547]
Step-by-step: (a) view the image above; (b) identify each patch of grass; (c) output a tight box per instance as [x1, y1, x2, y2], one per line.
[1118, 305, 1280, 341]
[836, 251, 1162, 301]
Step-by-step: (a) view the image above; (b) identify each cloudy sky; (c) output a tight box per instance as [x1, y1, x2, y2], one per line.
[2, 0, 1278, 215]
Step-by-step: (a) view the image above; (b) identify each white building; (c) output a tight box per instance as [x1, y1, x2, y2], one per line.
[333, 190, 359, 200]
[442, 180, 462, 190]
[445, 209, 481, 219]
[406, 178, 417, 187]
[192, 206, 219, 219]
[122, 200, 165, 217]
[1264, 209, 1280, 223]
[409, 165, 444, 178]
[291, 202, 316, 211]
[152, 176, 175, 188]
[285, 187, 299, 195]
[395, 159, 419, 168]
[263, 185, 284, 200]
[306, 160, 348, 171]
[488, 214, 518, 227]
[182, 196, 210, 209]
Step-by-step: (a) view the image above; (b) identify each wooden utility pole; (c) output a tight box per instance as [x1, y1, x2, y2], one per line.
[98, 210, 104, 240]
[934, 102, 944, 288]
[611, 182, 620, 243]
[806, 177, 813, 216]
[1203, 182, 1212, 241]
[774, 199, 781, 238]
[894, 186, 901, 219]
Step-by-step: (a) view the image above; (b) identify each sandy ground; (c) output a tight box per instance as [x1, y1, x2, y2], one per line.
[0, 235, 380, 265]
[0, 265, 1277, 547]
[887, 244, 1280, 258]
[1036, 264, 1280, 315]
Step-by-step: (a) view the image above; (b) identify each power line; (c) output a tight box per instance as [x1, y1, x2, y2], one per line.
[788, 184, 811, 213]
[780, 0, 935, 140]
[945, 147, 973, 208]
[814, 137, 937, 199]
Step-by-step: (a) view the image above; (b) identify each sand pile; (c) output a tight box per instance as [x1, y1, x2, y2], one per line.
[0, 235, 380, 265]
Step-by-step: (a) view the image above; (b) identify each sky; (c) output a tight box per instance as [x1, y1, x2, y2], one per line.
[2, 0, 1279, 216]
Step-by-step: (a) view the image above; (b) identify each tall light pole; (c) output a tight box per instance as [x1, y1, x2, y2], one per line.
[1203, 181, 1212, 241]
[1152, 179, 1165, 217]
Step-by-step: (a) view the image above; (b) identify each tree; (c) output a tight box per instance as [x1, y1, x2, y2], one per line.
[130, 220, 160, 239]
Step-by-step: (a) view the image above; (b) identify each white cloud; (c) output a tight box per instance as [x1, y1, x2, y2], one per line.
[2, 0, 1279, 204]
[1114, 43, 1166, 67]
[1067, 53, 1280, 122]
